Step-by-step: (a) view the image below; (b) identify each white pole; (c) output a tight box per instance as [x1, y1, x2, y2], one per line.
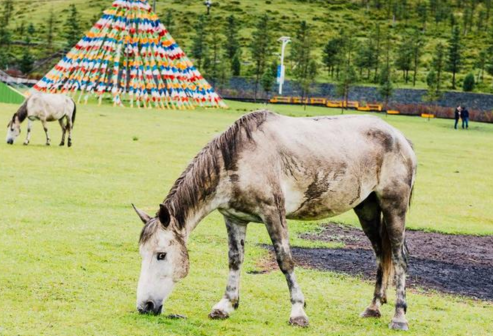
[278, 37, 290, 95]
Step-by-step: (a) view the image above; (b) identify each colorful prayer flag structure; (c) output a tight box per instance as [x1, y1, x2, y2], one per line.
[34, 0, 227, 109]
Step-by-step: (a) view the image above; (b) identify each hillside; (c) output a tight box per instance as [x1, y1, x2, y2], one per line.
[4, 0, 493, 94]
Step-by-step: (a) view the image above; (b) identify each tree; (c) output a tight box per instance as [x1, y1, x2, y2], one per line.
[261, 64, 276, 99]
[19, 47, 34, 74]
[416, 1, 428, 31]
[463, 73, 475, 91]
[432, 42, 445, 93]
[164, 9, 174, 34]
[250, 14, 273, 101]
[476, 48, 487, 83]
[447, 25, 461, 89]
[1, 0, 13, 26]
[64, 4, 82, 51]
[323, 37, 343, 77]
[205, 22, 221, 87]
[395, 33, 413, 83]
[231, 53, 241, 76]
[224, 15, 241, 75]
[46, 8, 56, 51]
[411, 29, 424, 86]
[336, 29, 357, 113]
[291, 21, 317, 100]
[425, 70, 441, 101]
[191, 15, 208, 70]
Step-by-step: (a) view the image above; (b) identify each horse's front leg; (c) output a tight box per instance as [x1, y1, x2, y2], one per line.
[263, 206, 309, 327]
[66, 116, 73, 147]
[58, 119, 66, 146]
[23, 120, 33, 145]
[41, 120, 51, 146]
[209, 217, 248, 319]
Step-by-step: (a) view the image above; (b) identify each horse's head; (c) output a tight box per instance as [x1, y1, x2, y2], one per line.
[6, 115, 20, 145]
[133, 204, 189, 315]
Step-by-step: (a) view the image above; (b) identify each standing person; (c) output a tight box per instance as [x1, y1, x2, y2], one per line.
[454, 105, 461, 129]
[462, 106, 469, 129]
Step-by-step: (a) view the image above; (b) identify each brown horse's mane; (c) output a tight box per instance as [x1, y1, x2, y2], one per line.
[139, 110, 272, 243]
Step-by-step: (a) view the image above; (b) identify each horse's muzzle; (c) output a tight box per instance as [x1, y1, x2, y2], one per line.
[6, 139, 13, 145]
[138, 301, 163, 315]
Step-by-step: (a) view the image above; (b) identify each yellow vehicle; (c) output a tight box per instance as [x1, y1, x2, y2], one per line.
[270, 96, 292, 104]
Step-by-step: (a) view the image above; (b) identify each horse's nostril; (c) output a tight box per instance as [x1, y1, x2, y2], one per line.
[145, 301, 155, 312]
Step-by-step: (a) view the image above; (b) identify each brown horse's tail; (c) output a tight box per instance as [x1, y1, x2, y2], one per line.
[71, 100, 77, 127]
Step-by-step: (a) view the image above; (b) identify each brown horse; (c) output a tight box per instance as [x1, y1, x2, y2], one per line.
[132, 110, 417, 331]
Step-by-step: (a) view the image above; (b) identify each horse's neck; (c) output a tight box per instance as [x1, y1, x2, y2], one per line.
[171, 194, 220, 240]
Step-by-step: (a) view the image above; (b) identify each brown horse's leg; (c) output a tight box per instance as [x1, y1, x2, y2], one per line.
[66, 116, 73, 147]
[263, 204, 309, 327]
[378, 184, 411, 331]
[354, 192, 386, 318]
[209, 217, 248, 319]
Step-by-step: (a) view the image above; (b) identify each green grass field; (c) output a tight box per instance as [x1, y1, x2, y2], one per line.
[0, 101, 492, 336]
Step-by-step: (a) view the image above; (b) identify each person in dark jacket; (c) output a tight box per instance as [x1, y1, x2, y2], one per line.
[461, 106, 469, 129]
[454, 105, 461, 129]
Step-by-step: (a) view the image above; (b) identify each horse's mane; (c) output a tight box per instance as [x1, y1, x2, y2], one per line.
[162, 110, 272, 229]
[13, 99, 29, 123]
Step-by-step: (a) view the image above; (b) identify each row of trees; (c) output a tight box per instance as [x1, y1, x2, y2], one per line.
[0, 0, 82, 75]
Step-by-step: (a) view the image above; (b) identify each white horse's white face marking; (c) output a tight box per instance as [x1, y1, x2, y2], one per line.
[6, 119, 20, 144]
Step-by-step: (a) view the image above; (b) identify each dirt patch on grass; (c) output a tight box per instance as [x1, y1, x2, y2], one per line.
[261, 223, 493, 301]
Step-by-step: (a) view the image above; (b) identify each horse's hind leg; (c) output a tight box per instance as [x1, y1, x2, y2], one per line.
[354, 192, 387, 318]
[66, 116, 73, 147]
[378, 183, 411, 331]
[59, 119, 67, 146]
[41, 120, 51, 146]
[209, 216, 247, 320]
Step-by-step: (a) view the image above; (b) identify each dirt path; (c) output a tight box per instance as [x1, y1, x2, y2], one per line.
[263, 224, 493, 301]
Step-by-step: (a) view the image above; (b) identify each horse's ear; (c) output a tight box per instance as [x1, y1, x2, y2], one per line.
[159, 204, 171, 228]
[132, 204, 151, 224]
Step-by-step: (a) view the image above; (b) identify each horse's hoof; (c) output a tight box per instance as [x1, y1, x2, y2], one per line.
[46, 143, 51, 146]
[68, 142, 72, 148]
[208, 309, 229, 320]
[59, 142, 64, 147]
[289, 316, 309, 328]
[389, 321, 409, 331]
[23, 142, 28, 146]
[360, 308, 381, 318]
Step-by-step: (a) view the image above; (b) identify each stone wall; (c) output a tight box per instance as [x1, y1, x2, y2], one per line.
[219, 77, 493, 112]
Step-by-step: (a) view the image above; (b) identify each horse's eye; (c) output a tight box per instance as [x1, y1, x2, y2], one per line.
[157, 253, 167, 261]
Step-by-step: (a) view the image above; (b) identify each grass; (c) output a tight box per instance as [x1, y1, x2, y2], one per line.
[0, 101, 492, 336]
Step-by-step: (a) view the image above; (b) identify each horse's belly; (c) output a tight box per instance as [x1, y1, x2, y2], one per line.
[282, 174, 374, 221]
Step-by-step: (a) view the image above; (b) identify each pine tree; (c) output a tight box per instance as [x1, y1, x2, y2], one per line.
[224, 15, 241, 76]
[323, 37, 342, 77]
[250, 14, 273, 101]
[164, 9, 174, 35]
[64, 4, 81, 51]
[261, 64, 276, 99]
[395, 33, 413, 83]
[447, 25, 461, 89]
[411, 29, 424, 87]
[1, 0, 13, 26]
[20, 47, 34, 75]
[292, 21, 317, 99]
[191, 15, 208, 70]
[46, 8, 56, 52]
[463, 73, 475, 91]
[336, 29, 357, 113]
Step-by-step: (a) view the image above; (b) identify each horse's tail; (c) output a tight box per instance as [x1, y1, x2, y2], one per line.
[71, 100, 77, 127]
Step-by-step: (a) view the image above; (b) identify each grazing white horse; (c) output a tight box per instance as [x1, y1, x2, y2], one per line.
[6, 92, 76, 147]
[132, 110, 417, 331]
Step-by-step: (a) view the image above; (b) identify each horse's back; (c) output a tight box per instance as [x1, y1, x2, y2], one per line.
[27, 92, 74, 120]
[231, 111, 416, 220]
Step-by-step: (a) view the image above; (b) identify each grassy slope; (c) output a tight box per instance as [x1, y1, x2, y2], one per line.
[0, 101, 492, 336]
[10, 0, 493, 91]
